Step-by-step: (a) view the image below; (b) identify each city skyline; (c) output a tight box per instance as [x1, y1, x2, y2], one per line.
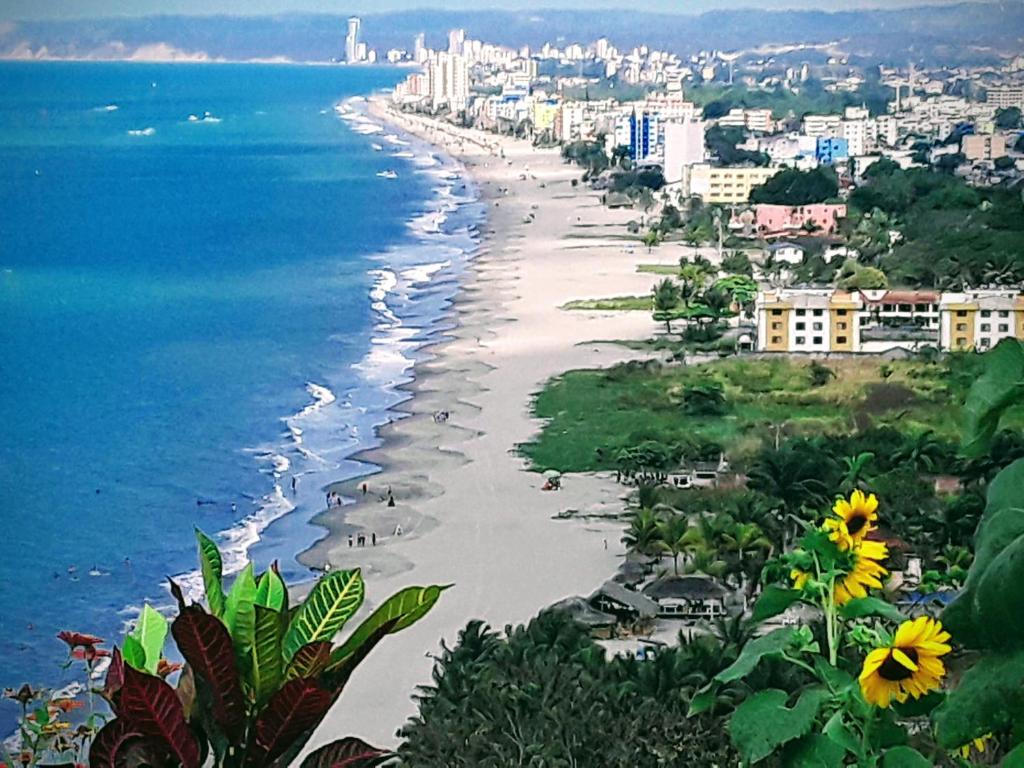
[0, 0, 985, 21]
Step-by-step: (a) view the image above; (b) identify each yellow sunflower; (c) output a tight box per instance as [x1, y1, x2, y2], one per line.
[790, 568, 810, 590]
[957, 733, 992, 759]
[859, 617, 952, 708]
[823, 490, 879, 551]
[834, 539, 888, 606]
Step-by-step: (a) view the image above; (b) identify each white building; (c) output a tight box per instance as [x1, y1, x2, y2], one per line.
[802, 114, 843, 138]
[986, 85, 1024, 110]
[662, 120, 707, 184]
[428, 52, 470, 113]
[345, 17, 362, 63]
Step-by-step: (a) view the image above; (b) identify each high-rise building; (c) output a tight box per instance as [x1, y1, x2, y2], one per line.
[663, 120, 707, 184]
[414, 33, 427, 63]
[345, 17, 361, 63]
[427, 52, 470, 113]
[448, 28, 466, 55]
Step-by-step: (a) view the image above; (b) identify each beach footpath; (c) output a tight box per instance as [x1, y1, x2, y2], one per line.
[304, 100, 678, 749]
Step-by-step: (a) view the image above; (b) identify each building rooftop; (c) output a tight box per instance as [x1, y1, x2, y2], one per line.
[642, 575, 728, 601]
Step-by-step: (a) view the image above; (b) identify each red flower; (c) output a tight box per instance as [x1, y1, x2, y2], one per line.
[57, 631, 105, 649]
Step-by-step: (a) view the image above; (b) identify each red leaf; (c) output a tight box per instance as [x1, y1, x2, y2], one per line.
[247, 678, 333, 768]
[170, 604, 246, 739]
[89, 719, 163, 768]
[119, 664, 200, 768]
[287, 641, 332, 680]
[103, 648, 125, 709]
[300, 737, 390, 768]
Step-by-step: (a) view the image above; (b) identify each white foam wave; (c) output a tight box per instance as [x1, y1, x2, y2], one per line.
[95, 104, 119, 112]
[127, 127, 156, 137]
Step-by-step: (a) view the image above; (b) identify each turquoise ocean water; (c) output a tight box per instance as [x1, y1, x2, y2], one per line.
[0, 61, 481, 722]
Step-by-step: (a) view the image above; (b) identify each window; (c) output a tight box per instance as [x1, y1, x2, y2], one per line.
[796, 309, 806, 316]
[795, 336, 806, 345]
[957, 310, 967, 318]
[1000, 324, 1009, 333]
[836, 335, 848, 344]
[771, 309, 782, 316]
[980, 338, 991, 348]
[813, 336, 823, 345]
[771, 322, 782, 330]
[899, 304, 912, 312]
[813, 322, 823, 331]
[956, 337, 968, 347]
[813, 309, 824, 317]
[956, 323, 968, 332]
[771, 336, 782, 344]
[837, 309, 848, 316]
[796, 322, 806, 330]
[837, 322, 847, 330]
[981, 323, 991, 332]
[999, 310, 1010, 318]
[981, 310, 992, 318]
[915, 304, 929, 312]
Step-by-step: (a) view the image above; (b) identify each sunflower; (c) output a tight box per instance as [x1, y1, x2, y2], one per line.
[957, 733, 992, 759]
[834, 539, 888, 606]
[823, 490, 879, 551]
[859, 617, 952, 708]
[790, 568, 810, 590]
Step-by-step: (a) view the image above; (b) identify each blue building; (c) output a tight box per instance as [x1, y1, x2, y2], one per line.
[629, 110, 659, 163]
[816, 137, 849, 165]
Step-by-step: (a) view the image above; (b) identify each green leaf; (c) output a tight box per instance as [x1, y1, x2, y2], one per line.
[962, 339, 1024, 457]
[327, 585, 447, 668]
[881, 746, 931, 768]
[838, 597, 903, 623]
[729, 687, 829, 764]
[1004, 742, 1024, 768]
[131, 604, 168, 675]
[196, 529, 226, 618]
[943, 459, 1024, 649]
[715, 627, 800, 683]
[250, 605, 284, 707]
[223, 563, 257, 655]
[255, 568, 287, 612]
[933, 650, 1024, 750]
[751, 586, 803, 624]
[781, 733, 847, 767]
[122, 635, 147, 672]
[284, 569, 365, 661]
[822, 711, 858, 756]
[687, 685, 716, 717]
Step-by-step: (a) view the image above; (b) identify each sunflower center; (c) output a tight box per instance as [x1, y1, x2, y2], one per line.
[847, 514, 868, 535]
[878, 648, 918, 681]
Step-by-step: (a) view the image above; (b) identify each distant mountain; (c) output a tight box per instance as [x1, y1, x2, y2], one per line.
[1, 3, 1021, 65]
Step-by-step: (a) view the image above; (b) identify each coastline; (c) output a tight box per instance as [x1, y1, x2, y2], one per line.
[303, 98, 682, 749]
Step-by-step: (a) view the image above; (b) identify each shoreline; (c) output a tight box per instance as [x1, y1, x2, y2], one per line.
[303, 98, 682, 749]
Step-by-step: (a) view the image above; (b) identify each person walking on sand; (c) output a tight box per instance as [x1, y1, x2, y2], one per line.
[291, 476, 297, 493]
[371, 532, 377, 546]
[387, 492, 396, 508]
[357, 533, 366, 547]
[347, 534, 353, 548]
[361, 482, 368, 495]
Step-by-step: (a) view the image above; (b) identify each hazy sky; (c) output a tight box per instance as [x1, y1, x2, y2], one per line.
[2, 0, 974, 21]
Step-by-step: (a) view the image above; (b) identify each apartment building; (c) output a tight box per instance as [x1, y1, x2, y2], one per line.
[802, 114, 843, 138]
[986, 85, 1024, 110]
[962, 133, 1008, 162]
[756, 289, 1024, 353]
[685, 164, 777, 204]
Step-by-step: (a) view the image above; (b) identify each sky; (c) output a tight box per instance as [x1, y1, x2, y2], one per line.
[1, 0, 975, 21]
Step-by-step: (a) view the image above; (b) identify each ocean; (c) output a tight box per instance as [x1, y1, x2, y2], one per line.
[0, 61, 482, 724]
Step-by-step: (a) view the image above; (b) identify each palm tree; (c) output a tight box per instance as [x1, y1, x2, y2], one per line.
[652, 278, 681, 334]
[747, 448, 832, 544]
[893, 430, 948, 474]
[839, 452, 876, 493]
[684, 543, 728, 580]
[622, 508, 663, 556]
[656, 514, 691, 575]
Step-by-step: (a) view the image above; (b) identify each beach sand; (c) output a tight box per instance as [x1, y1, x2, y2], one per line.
[303, 101, 679, 750]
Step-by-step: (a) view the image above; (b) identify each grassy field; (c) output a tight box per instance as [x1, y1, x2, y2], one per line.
[636, 264, 680, 275]
[520, 355, 1015, 472]
[562, 296, 652, 311]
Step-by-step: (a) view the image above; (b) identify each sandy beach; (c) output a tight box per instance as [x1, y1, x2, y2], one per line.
[303, 100, 679, 749]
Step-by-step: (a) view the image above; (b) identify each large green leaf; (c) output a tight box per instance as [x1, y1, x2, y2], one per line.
[250, 606, 284, 707]
[838, 597, 903, 623]
[729, 687, 828, 764]
[327, 585, 448, 669]
[255, 569, 287, 612]
[121, 635, 147, 672]
[130, 604, 168, 675]
[780, 733, 847, 767]
[751, 586, 802, 624]
[196, 529, 226, 618]
[933, 650, 1024, 750]
[943, 459, 1024, 649]
[224, 563, 257, 655]
[962, 339, 1024, 457]
[1004, 742, 1024, 767]
[283, 569, 364, 661]
[715, 627, 800, 683]
[880, 746, 931, 768]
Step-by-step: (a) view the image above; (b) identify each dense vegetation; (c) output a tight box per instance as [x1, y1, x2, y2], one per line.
[750, 167, 840, 205]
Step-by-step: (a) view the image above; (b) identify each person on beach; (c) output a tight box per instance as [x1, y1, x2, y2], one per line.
[387, 493, 396, 508]
[371, 532, 377, 546]
[395, 524, 403, 536]
[348, 534, 353, 548]
[291, 476, 297, 493]
[361, 482, 368, 495]
[357, 533, 366, 547]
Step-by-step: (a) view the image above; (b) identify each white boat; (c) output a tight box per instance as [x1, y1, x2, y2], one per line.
[371, 143, 384, 151]
[376, 170, 399, 179]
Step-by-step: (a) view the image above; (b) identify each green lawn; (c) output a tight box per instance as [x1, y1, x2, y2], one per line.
[562, 296, 652, 311]
[636, 264, 680, 275]
[520, 355, 1015, 472]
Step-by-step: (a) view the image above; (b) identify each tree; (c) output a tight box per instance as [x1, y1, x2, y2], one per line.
[657, 514, 692, 575]
[652, 278, 681, 333]
[642, 229, 660, 252]
[750, 167, 839, 205]
[722, 250, 754, 276]
[994, 156, 1015, 172]
[622, 507, 664, 555]
[681, 381, 728, 416]
[839, 265, 888, 290]
[994, 106, 1022, 130]
[807, 361, 835, 387]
